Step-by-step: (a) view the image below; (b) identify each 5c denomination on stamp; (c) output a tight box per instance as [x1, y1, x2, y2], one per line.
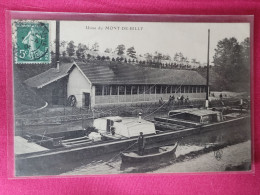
[13, 21, 51, 64]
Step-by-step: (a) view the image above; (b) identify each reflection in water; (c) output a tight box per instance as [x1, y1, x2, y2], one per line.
[60, 124, 251, 175]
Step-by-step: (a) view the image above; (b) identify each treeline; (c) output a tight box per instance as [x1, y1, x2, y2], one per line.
[51, 41, 201, 69]
[212, 37, 250, 92]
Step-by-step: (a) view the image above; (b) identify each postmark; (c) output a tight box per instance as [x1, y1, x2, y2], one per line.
[13, 20, 51, 64]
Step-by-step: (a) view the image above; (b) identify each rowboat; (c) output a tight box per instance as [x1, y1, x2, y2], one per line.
[121, 142, 178, 164]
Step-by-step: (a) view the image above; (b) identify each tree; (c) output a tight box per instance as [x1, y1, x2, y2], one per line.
[173, 53, 179, 62]
[191, 58, 197, 66]
[66, 41, 76, 57]
[241, 37, 250, 70]
[153, 51, 163, 64]
[62, 51, 66, 57]
[213, 37, 241, 77]
[76, 43, 88, 59]
[179, 52, 184, 62]
[240, 37, 250, 86]
[162, 54, 171, 60]
[144, 53, 153, 63]
[213, 37, 249, 91]
[115, 44, 125, 55]
[91, 42, 99, 51]
[104, 48, 112, 53]
[87, 54, 91, 60]
[126, 47, 137, 58]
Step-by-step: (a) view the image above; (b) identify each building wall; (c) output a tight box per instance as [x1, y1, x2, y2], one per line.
[67, 67, 92, 107]
[36, 77, 68, 106]
[95, 93, 206, 105]
[67, 70, 206, 108]
[94, 85, 206, 106]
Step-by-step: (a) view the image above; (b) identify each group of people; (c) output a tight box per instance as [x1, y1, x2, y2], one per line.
[159, 95, 190, 106]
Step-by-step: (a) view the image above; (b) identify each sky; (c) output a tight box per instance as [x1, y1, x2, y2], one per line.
[50, 21, 250, 64]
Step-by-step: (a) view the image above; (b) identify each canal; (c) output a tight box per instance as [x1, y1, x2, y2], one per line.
[58, 122, 251, 176]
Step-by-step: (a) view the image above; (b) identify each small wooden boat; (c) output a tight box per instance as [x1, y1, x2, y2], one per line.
[121, 142, 178, 164]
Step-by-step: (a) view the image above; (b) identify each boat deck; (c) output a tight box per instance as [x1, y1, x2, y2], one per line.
[102, 133, 126, 140]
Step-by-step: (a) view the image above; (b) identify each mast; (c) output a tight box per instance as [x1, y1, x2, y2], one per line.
[205, 29, 210, 108]
[56, 20, 60, 70]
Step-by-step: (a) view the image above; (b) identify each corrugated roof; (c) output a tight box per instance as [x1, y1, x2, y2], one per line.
[76, 61, 206, 85]
[24, 63, 74, 88]
[24, 61, 206, 88]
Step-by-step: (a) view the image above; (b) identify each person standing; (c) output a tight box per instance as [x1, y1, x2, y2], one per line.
[159, 97, 164, 105]
[180, 95, 184, 105]
[172, 95, 175, 105]
[185, 96, 189, 105]
[168, 95, 172, 105]
[219, 93, 223, 100]
[137, 132, 145, 155]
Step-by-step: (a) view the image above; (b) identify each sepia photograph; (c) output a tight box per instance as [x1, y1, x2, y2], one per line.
[12, 17, 252, 176]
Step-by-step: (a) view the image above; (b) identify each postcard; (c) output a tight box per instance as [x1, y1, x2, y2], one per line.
[10, 13, 252, 176]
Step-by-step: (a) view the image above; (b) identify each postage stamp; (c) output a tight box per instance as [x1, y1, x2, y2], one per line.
[13, 20, 51, 64]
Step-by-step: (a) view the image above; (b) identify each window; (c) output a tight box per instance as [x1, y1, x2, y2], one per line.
[161, 86, 167, 94]
[176, 86, 180, 93]
[145, 86, 150, 94]
[156, 85, 161, 94]
[189, 86, 192, 93]
[191, 86, 194, 93]
[119, 86, 125, 95]
[167, 86, 171, 93]
[181, 86, 185, 93]
[139, 86, 144, 94]
[202, 86, 206, 93]
[111, 86, 118, 95]
[171, 86, 176, 93]
[150, 85, 155, 94]
[132, 86, 138, 94]
[95, 85, 102, 96]
[126, 86, 131, 95]
[185, 86, 189, 93]
[196, 86, 199, 93]
[104, 85, 110, 95]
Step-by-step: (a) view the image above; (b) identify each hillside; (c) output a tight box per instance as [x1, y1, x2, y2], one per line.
[13, 63, 49, 114]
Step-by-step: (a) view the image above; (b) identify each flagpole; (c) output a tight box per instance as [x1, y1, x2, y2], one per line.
[205, 29, 210, 108]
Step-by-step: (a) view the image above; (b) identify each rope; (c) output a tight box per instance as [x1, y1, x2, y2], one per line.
[143, 100, 169, 120]
[105, 141, 137, 164]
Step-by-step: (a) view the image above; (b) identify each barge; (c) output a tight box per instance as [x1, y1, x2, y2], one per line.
[15, 107, 250, 175]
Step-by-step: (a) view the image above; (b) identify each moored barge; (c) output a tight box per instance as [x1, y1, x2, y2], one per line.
[15, 107, 250, 175]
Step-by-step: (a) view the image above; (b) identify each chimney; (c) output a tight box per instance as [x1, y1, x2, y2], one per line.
[56, 20, 60, 71]
[138, 112, 142, 123]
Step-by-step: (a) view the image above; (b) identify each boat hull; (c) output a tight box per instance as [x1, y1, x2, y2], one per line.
[15, 115, 250, 175]
[121, 143, 178, 164]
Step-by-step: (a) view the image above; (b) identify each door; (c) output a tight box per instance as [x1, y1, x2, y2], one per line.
[84, 93, 90, 108]
[106, 119, 114, 133]
[52, 88, 59, 105]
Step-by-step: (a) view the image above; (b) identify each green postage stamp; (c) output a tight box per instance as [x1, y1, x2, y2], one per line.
[13, 20, 51, 64]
